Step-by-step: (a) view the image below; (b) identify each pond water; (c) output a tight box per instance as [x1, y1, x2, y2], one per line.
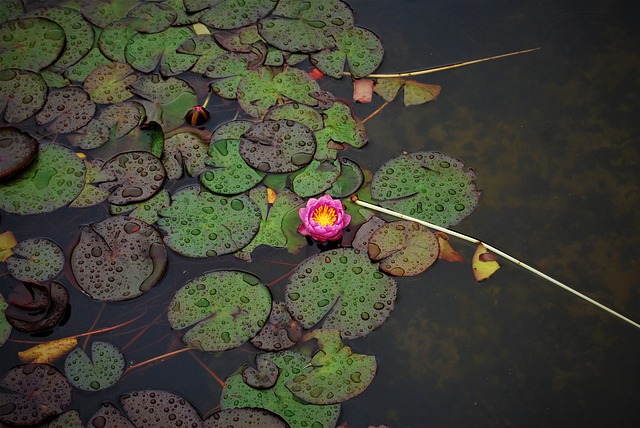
[1, 0, 638, 427]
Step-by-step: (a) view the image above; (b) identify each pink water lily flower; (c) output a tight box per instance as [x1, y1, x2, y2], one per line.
[298, 194, 351, 242]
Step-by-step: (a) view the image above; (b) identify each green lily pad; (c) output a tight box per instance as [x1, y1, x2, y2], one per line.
[162, 132, 208, 180]
[167, 270, 272, 351]
[98, 19, 138, 63]
[0, 69, 48, 124]
[236, 66, 321, 117]
[121, 390, 203, 427]
[0, 294, 10, 347]
[71, 216, 168, 302]
[0, 0, 24, 23]
[84, 62, 137, 104]
[28, 7, 95, 70]
[265, 102, 324, 131]
[69, 159, 111, 207]
[0, 143, 86, 215]
[200, 139, 265, 195]
[0, 126, 37, 179]
[178, 34, 228, 75]
[250, 300, 302, 351]
[35, 87, 96, 134]
[371, 151, 481, 227]
[326, 157, 364, 198]
[286, 248, 397, 339]
[0, 17, 65, 72]
[158, 185, 261, 258]
[64, 341, 125, 391]
[286, 329, 376, 404]
[81, 0, 138, 28]
[200, 0, 278, 30]
[110, 188, 171, 224]
[6, 238, 64, 283]
[125, 26, 197, 76]
[212, 120, 255, 140]
[234, 186, 305, 262]
[97, 151, 166, 205]
[374, 78, 441, 106]
[368, 220, 439, 276]
[126, 2, 177, 33]
[204, 408, 288, 427]
[240, 119, 316, 173]
[220, 350, 340, 428]
[291, 159, 340, 197]
[312, 26, 383, 78]
[314, 101, 367, 160]
[48, 411, 83, 428]
[65, 46, 114, 83]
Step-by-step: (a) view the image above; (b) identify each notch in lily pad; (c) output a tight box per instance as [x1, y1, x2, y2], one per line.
[64, 341, 125, 391]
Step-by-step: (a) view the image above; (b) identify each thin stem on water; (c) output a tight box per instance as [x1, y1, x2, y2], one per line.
[350, 196, 640, 330]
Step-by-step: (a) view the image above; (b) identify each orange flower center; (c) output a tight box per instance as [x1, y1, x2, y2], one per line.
[311, 205, 338, 226]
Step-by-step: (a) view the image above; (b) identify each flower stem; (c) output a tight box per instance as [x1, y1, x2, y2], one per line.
[350, 196, 640, 329]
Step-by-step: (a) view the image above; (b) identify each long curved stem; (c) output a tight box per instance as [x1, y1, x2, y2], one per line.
[350, 196, 640, 330]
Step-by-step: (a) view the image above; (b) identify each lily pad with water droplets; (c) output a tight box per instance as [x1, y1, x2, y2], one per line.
[84, 62, 137, 104]
[35, 86, 96, 134]
[0, 1, 24, 23]
[0, 364, 72, 427]
[0, 18, 65, 72]
[0, 69, 48, 124]
[286, 329, 376, 405]
[200, 139, 266, 195]
[121, 390, 203, 428]
[285, 248, 397, 339]
[240, 119, 316, 173]
[178, 34, 228, 75]
[0, 143, 86, 215]
[371, 152, 481, 227]
[0, 294, 11, 347]
[158, 185, 261, 258]
[110, 189, 171, 225]
[291, 159, 340, 197]
[81, 0, 138, 28]
[87, 402, 135, 428]
[98, 151, 166, 205]
[368, 220, 440, 276]
[69, 159, 111, 208]
[200, 0, 278, 30]
[264, 102, 324, 131]
[64, 341, 125, 391]
[204, 408, 288, 428]
[161, 132, 208, 180]
[0, 126, 37, 179]
[71, 216, 167, 302]
[326, 157, 364, 198]
[251, 300, 302, 351]
[312, 27, 383, 79]
[125, 26, 197, 76]
[126, 2, 177, 33]
[6, 238, 64, 283]
[167, 271, 272, 351]
[220, 350, 340, 428]
[314, 100, 367, 160]
[5, 281, 69, 333]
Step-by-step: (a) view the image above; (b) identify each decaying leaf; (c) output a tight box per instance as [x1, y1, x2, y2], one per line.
[472, 243, 500, 281]
[18, 337, 78, 364]
[435, 232, 463, 263]
[0, 231, 17, 262]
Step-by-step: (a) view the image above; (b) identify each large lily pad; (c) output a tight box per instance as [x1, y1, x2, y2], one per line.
[157, 185, 261, 258]
[285, 248, 397, 339]
[71, 216, 167, 302]
[121, 390, 203, 428]
[0, 69, 48, 123]
[64, 341, 125, 391]
[0, 18, 65, 72]
[200, 0, 278, 30]
[200, 139, 265, 195]
[221, 350, 341, 428]
[240, 119, 316, 173]
[0, 126, 37, 179]
[371, 151, 481, 227]
[0, 364, 71, 427]
[368, 220, 440, 276]
[168, 270, 272, 351]
[204, 408, 287, 428]
[286, 329, 376, 404]
[125, 26, 197, 76]
[35, 86, 96, 134]
[6, 238, 64, 282]
[81, 0, 138, 28]
[98, 151, 166, 205]
[0, 143, 86, 215]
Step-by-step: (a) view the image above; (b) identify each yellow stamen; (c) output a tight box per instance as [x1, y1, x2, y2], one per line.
[312, 205, 338, 226]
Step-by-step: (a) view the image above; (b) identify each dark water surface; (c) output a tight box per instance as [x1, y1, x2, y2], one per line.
[1, 1, 638, 427]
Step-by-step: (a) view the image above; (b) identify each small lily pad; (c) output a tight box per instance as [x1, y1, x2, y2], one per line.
[0, 69, 48, 123]
[240, 119, 316, 173]
[368, 220, 439, 276]
[374, 78, 441, 106]
[285, 248, 397, 339]
[98, 151, 166, 205]
[313, 26, 383, 78]
[0, 18, 65, 72]
[121, 390, 203, 428]
[292, 159, 340, 197]
[0, 126, 37, 179]
[167, 271, 272, 351]
[64, 341, 125, 391]
[35, 86, 96, 134]
[71, 216, 167, 302]
[0, 364, 71, 427]
[0, 143, 86, 215]
[371, 151, 481, 227]
[6, 238, 64, 282]
[158, 185, 261, 258]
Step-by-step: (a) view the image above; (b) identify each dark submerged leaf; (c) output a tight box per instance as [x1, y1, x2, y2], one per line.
[5, 281, 69, 333]
[0, 126, 37, 179]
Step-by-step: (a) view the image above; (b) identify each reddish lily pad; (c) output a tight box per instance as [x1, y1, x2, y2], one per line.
[162, 132, 209, 180]
[0, 126, 37, 179]
[64, 341, 125, 391]
[0, 18, 65, 72]
[250, 300, 302, 351]
[6, 238, 64, 282]
[71, 216, 167, 302]
[5, 281, 69, 333]
[200, 0, 278, 30]
[87, 403, 135, 428]
[0, 69, 48, 124]
[240, 119, 316, 173]
[204, 408, 288, 428]
[0, 364, 71, 427]
[168, 271, 271, 351]
[121, 390, 203, 428]
[35, 87, 96, 134]
[98, 151, 166, 205]
[242, 354, 279, 389]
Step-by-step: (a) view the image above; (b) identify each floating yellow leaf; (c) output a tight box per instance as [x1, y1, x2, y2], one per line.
[434, 232, 463, 263]
[472, 243, 500, 281]
[18, 337, 78, 364]
[0, 231, 18, 262]
[266, 187, 277, 204]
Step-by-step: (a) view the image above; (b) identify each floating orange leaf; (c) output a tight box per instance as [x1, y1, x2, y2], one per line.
[434, 232, 463, 263]
[0, 231, 18, 262]
[18, 337, 78, 364]
[266, 187, 277, 204]
[472, 243, 500, 281]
